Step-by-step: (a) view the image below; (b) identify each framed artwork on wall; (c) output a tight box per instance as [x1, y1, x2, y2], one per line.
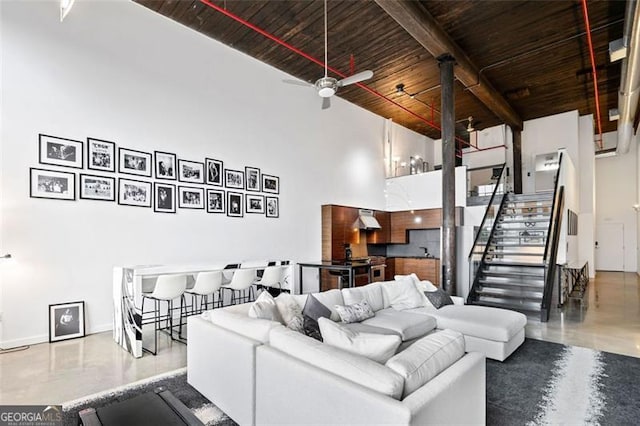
[49, 301, 85, 343]
[39, 134, 83, 169]
[207, 189, 225, 213]
[178, 186, 205, 209]
[245, 167, 261, 192]
[118, 178, 152, 207]
[227, 191, 244, 217]
[178, 160, 205, 184]
[246, 194, 265, 214]
[262, 174, 279, 194]
[155, 151, 177, 180]
[87, 138, 116, 172]
[118, 148, 152, 177]
[154, 182, 176, 213]
[225, 169, 244, 190]
[79, 174, 116, 201]
[266, 196, 279, 218]
[206, 158, 223, 186]
[30, 168, 76, 201]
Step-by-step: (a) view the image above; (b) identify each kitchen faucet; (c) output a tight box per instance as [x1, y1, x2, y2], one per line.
[419, 246, 432, 258]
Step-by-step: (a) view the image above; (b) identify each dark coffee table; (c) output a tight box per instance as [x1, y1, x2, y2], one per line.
[78, 387, 204, 426]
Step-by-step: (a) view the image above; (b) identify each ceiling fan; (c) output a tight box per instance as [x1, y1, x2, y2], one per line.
[284, 0, 374, 109]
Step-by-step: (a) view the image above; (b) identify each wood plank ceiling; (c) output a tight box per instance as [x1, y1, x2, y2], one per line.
[135, 0, 625, 145]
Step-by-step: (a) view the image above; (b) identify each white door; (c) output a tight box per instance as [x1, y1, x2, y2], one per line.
[595, 222, 624, 271]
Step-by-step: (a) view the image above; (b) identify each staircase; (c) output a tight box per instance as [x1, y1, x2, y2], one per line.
[468, 191, 554, 317]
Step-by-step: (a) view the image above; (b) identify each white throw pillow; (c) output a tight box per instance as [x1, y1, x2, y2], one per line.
[334, 300, 375, 323]
[248, 290, 283, 324]
[318, 317, 402, 363]
[384, 276, 425, 310]
[386, 329, 465, 398]
[275, 292, 304, 332]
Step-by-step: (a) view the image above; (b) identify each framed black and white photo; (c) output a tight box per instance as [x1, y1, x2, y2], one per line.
[178, 186, 205, 209]
[87, 138, 115, 172]
[245, 167, 261, 192]
[206, 158, 223, 186]
[178, 160, 205, 184]
[30, 168, 76, 201]
[39, 134, 83, 169]
[118, 148, 152, 177]
[155, 151, 177, 180]
[266, 196, 279, 218]
[262, 174, 280, 194]
[49, 301, 85, 343]
[154, 183, 176, 213]
[80, 174, 115, 201]
[246, 194, 265, 214]
[225, 169, 244, 190]
[227, 191, 244, 217]
[118, 178, 152, 207]
[207, 189, 225, 213]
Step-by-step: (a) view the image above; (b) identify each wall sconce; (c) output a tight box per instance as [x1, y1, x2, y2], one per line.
[633, 204, 640, 212]
[1, 254, 12, 260]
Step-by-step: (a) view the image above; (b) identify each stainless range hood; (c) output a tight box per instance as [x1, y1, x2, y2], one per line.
[352, 209, 381, 230]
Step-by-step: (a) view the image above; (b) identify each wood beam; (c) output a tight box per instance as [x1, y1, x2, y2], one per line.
[375, 0, 523, 131]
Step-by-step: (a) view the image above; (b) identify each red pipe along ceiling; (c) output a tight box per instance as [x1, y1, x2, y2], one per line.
[198, 0, 478, 151]
[581, 0, 604, 150]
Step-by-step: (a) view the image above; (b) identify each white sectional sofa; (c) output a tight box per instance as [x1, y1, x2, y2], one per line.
[188, 277, 526, 425]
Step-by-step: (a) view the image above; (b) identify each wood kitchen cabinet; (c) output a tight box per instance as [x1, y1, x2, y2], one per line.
[322, 204, 360, 261]
[368, 211, 390, 244]
[386, 258, 440, 286]
[389, 208, 464, 243]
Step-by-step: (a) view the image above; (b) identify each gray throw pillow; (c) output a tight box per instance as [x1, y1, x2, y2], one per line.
[424, 288, 454, 309]
[302, 294, 331, 341]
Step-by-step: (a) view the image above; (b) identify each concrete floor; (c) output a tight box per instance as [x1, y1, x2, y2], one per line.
[0, 271, 638, 405]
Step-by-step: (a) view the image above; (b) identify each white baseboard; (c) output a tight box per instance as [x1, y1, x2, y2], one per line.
[0, 323, 113, 349]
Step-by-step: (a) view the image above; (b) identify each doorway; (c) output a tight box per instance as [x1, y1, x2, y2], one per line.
[595, 222, 624, 271]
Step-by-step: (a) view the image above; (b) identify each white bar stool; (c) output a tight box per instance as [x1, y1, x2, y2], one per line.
[185, 270, 223, 314]
[141, 274, 187, 355]
[221, 268, 257, 304]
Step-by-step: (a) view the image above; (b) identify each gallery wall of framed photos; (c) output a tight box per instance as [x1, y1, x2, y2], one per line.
[30, 133, 280, 218]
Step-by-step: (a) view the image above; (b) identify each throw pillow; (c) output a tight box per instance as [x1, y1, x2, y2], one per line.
[334, 300, 375, 323]
[302, 294, 332, 341]
[424, 288, 454, 309]
[384, 276, 425, 310]
[248, 290, 284, 323]
[275, 293, 304, 332]
[318, 317, 401, 363]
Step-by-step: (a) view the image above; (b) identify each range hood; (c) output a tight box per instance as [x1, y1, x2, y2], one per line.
[353, 209, 381, 230]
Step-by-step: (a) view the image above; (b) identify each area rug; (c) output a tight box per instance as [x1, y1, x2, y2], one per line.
[63, 339, 639, 425]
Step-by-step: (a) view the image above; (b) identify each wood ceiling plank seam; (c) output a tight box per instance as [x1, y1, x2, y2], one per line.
[199, 1, 275, 50]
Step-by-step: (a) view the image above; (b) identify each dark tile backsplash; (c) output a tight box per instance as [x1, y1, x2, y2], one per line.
[369, 229, 441, 258]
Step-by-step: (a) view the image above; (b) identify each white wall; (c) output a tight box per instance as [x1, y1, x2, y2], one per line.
[578, 115, 596, 277]
[557, 149, 579, 265]
[384, 167, 467, 211]
[596, 133, 638, 272]
[521, 111, 580, 194]
[388, 123, 435, 176]
[0, 0, 394, 346]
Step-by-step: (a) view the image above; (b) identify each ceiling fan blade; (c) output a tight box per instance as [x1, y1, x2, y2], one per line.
[282, 79, 313, 87]
[337, 70, 374, 87]
[322, 97, 331, 110]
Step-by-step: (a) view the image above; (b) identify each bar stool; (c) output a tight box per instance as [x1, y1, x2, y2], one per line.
[254, 265, 285, 296]
[221, 268, 257, 304]
[185, 270, 223, 314]
[141, 274, 187, 356]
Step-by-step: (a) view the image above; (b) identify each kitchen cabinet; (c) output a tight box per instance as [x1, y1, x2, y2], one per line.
[322, 205, 360, 261]
[389, 208, 464, 243]
[386, 258, 440, 286]
[368, 211, 390, 244]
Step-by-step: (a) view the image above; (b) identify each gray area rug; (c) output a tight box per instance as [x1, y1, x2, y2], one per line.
[63, 339, 639, 425]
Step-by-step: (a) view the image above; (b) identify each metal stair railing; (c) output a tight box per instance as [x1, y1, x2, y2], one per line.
[467, 163, 507, 303]
[540, 153, 564, 322]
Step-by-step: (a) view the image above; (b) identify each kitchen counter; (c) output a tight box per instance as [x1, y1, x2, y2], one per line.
[387, 256, 440, 259]
[386, 257, 440, 285]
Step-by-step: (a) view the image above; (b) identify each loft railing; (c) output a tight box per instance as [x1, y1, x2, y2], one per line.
[467, 163, 507, 299]
[540, 153, 564, 321]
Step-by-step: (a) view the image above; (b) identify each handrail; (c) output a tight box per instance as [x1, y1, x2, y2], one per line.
[468, 163, 507, 259]
[541, 186, 565, 321]
[543, 153, 564, 261]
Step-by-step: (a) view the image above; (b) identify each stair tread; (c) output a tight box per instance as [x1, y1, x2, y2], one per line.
[484, 259, 545, 267]
[477, 287, 543, 299]
[470, 299, 542, 313]
[479, 280, 544, 290]
[481, 270, 545, 279]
